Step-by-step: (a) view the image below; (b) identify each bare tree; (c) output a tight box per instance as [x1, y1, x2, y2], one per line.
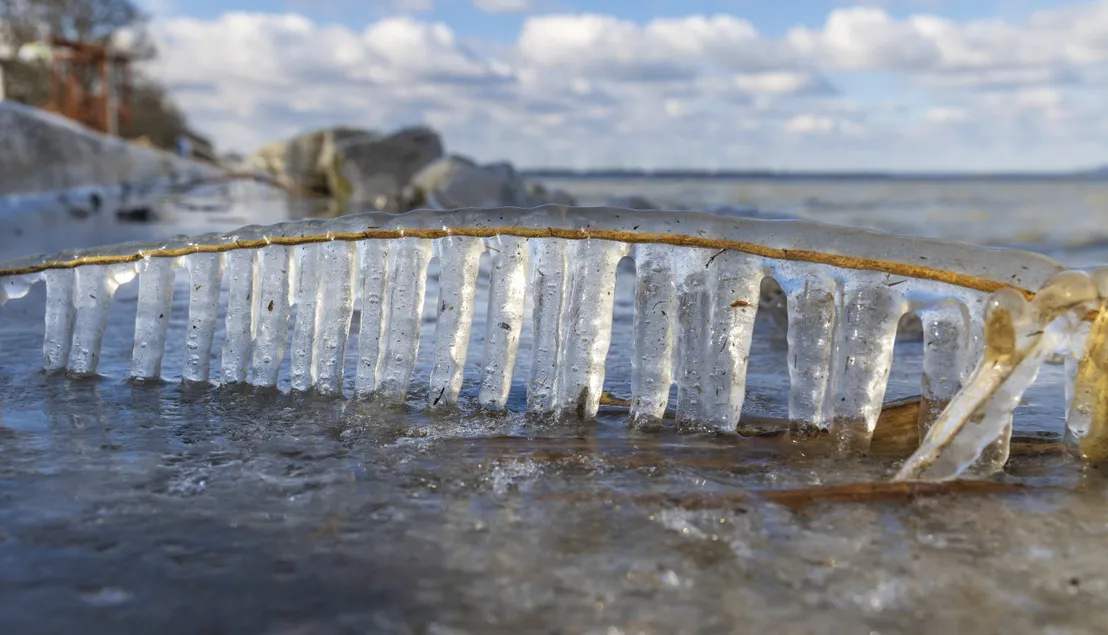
[2, 0, 151, 48]
[1, 0, 194, 152]
[118, 79, 187, 148]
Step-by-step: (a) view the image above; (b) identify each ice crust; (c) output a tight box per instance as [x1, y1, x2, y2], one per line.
[2, 205, 1101, 480]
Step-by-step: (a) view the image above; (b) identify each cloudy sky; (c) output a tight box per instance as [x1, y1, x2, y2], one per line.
[138, 0, 1108, 171]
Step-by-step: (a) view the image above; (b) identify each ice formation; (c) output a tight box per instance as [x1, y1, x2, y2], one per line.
[2, 205, 1106, 481]
[897, 271, 1100, 480]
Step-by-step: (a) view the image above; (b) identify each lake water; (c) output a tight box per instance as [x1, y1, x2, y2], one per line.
[2, 176, 1108, 634]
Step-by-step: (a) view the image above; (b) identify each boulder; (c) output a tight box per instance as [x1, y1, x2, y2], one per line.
[246, 126, 375, 196]
[0, 101, 213, 196]
[336, 126, 443, 211]
[406, 155, 530, 210]
[525, 182, 577, 207]
[607, 195, 658, 210]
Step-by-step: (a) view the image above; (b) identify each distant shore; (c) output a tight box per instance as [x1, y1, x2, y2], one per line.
[524, 168, 1108, 181]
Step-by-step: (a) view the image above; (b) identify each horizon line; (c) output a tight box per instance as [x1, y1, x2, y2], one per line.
[518, 166, 1108, 180]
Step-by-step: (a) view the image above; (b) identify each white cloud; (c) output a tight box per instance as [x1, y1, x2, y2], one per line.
[924, 106, 968, 123]
[146, 12, 513, 150]
[787, 2, 1108, 74]
[473, 0, 531, 13]
[916, 67, 1083, 90]
[153, 13, 506, 88]
[142, 4, 1108, 171]
[732, 71, 832, 95]
[786, 114, 836, 134]
[363, 17, 503, 80]
[517, 13, 797, 81]
[517, 14, 695, 81]
[785, 114, 867, 137]
[787, 7, 939, 70]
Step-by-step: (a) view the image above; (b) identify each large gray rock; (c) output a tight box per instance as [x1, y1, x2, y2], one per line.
[407, 155, 530, 210]
[607, 195, 658, 210]
[0, 101, 214, 197]
[525, 182, 577, 207]
[336, 126, 443, 210]
[246, 126, 375, 196]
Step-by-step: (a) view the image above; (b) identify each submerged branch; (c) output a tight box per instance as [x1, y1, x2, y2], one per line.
[539, 480, 1030, 512]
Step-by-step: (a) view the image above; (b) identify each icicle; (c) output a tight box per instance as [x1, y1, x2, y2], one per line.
[220, 249, 256, 384]
[42, 269, 76, 372]
[249, 245, 292, 388]
[130, 257, 176, 381]
[527, 238, 569, 413]
[290, 243, 322, 392]
[958, 296, 988, 385]
[479, 235, 529, 410]
[355, 240, 390, 398]
[917, 301, 968, 438]
[1065, 267, 1108, 462]
[69, 264, 133, 375]
[702, 251, 762, 432]
[674, 253, 713, 426]
[428, 236, 484, 407]
[630, 244, 676, 425]
[777, 265, 837, 431]
[557, 239, 626, 419]
[182, 253, 221, 384]
[287, 244, 299, 307]
[314, 241, 356, 396]
[1064, 348, 1080, 423]
[977, 274, 1096, 475]
[898, 271, 1097, 481]
[827, 279, 905, 450]
[378, 238, 433, 403]
[0, 275, 36, 311]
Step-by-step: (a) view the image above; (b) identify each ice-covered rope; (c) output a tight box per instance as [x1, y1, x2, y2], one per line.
[2, 205, 1099, 481]
[0, 225, 1044, 298]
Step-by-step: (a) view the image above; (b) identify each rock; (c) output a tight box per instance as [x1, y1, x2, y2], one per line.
[246, 127, 375, 197]
[546, 189, 578, 206]
[607, 195, 658, 210]
[406, 154, 477, 208]
[0, 101, 214, 197]
[481, 162, 530, 205]
[116, 206, 154, 223]
[406, 155, 529, 210]
[245, 125, 444, 211]
[336, 126, 443, 211]
[525, 182, 577, 207]
[524, 181, 546, 201]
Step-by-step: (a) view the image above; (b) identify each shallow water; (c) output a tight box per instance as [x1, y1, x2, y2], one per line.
[1, 177, 1107, 633]
[544, 176, 1108, 267]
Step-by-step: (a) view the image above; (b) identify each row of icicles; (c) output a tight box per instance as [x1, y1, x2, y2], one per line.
[4, 238, 1108, 482]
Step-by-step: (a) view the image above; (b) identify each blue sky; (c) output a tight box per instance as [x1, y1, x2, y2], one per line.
[151, 0, 1082, 37]
[137, 0, 1108, 170]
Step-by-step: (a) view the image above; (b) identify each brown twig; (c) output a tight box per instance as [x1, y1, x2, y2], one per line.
[0, 225, 1039, 298]
[459, 394, 1064, 463]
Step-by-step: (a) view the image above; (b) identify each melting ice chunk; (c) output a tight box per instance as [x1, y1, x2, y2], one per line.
[897, 272, 1098, 481]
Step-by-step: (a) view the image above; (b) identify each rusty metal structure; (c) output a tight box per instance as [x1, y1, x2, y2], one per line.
[43, 36, 132, 135]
